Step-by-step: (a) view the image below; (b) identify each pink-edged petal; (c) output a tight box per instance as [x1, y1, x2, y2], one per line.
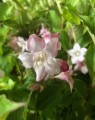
[27, 34, 45, 52]
[51, 32, 60, 39]
[44, 32, 60, 44]
[73, 43, 80, 51]
[74, 61, 88, 74]
[40, 24, 50, 36]
[55, 71, 74, 92]
[45, 58, 60, 75]
[45, 38, 59, 57]
[78, 55, 84, 62]
[34, 66, 46, 82]
[18, 52, 33, 68]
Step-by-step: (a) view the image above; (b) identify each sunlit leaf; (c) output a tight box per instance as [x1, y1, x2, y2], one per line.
[0, 95, 25, 120]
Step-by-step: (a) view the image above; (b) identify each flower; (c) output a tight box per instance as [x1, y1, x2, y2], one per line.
[40, 25, 61, 57]
[18, 33, 61, 82]
[60, 60, 69, 72]
[17, 37, 27, 52]
[67, 43, 87, 64]
[74, 61, 88, 74]
[55, 68, 74, 92]
[54, 61, 73, 92]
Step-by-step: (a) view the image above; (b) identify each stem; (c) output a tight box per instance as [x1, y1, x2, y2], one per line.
[34, 88, 40, 120]
[24, 90, 33, 120]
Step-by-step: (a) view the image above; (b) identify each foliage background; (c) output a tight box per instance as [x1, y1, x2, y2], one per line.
[0, 0, 95, 120]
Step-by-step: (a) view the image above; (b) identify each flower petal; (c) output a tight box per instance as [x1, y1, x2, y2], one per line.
[45, 38, 59, 57]
[55, 71, 74, 92]
[67, 49, 74, 57]
[78, 55, 84, 62]
[45, 58, 60, 75]
[27, 34, 45, 52]
[18, 52, 33, 68]
[81, 65, 88, 74]
[73, 43, 80, 51]
[34, 66, 46, 82]
[81, 48, 87, 56]
[71, 56, 78, 64]
[74, 61, 88, 74]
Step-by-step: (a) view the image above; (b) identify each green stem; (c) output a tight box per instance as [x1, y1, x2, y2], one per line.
[24, 90, 33, 120]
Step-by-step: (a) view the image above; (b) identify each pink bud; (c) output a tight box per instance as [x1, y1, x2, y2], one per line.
[60, 60, 69, 72]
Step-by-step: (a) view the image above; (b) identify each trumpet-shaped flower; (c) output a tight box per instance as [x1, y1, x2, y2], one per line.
[67, 43, 87, 64]
[54, 61, 73, 91]
[55, 68, 74, 92]
[18, 33, 61, 82]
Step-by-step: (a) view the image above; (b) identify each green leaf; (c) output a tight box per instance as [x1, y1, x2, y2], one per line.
[37, 83, 63, 110]
[0, 54, 16, 74]
[60, 30, 71, 50]
[78, 32, 92, 47]
[63, 7, 80, 25]
[85, 44, 95, 81]
[72, 23, 84, 42]
[49, 10, 61, 28]
[80, 15, 95, 34]
[0, 76, 15, 91]
[0, 95, 25, 120]
[0, 2, 13, 21]
[88, 87, 95, 105]
[74, 79, 87, 99]
[0, 26, 9, 43]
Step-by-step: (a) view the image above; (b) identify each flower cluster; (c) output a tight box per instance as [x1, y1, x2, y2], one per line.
[17, 26, 88, 91]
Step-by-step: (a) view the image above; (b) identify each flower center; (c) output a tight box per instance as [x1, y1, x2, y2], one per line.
[33, 51, 46, 66]
[75, 51, 81, 56]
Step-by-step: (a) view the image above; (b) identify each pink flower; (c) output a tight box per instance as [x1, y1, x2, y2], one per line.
[55, 67, 74, 92]
[40, 25, 61, 57]
[74, 61, 88, 74]
[18, 33, 61, 82]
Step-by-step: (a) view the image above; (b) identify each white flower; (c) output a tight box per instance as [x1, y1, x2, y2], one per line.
[67, 43, 87, 64]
